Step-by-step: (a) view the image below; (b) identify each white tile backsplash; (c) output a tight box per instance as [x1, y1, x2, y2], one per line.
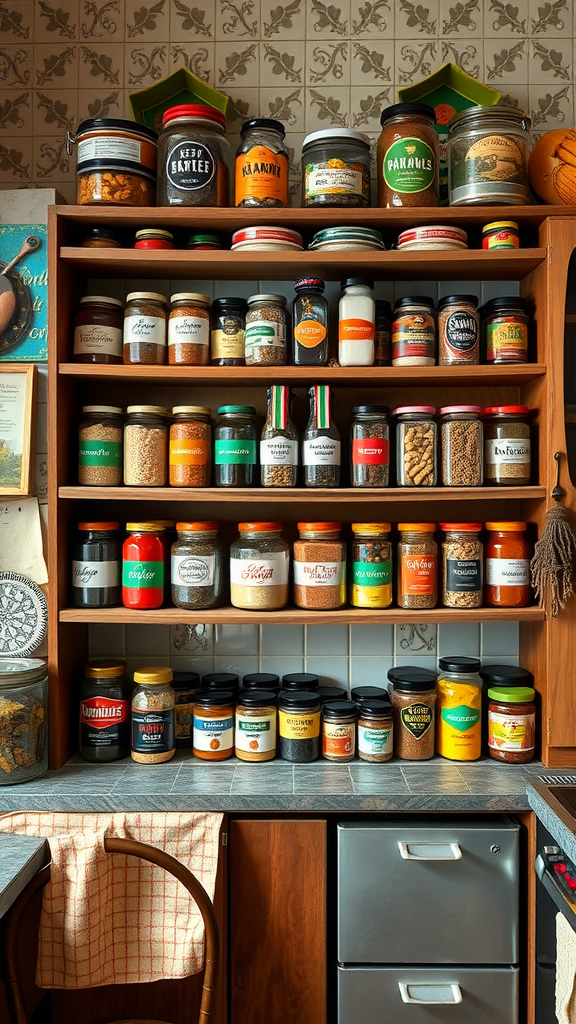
[215, 624, 258, 655]
[307, 624, 349, 657]
[125, 624, 170, 657]
[350, 657, 394, 688]
[437, 622, 481, 659]
[350, 624, 393, 656]
[260, 624, 305, 656]
[481, 621, 520, 657]
[395, 623, 437, 656]
[306, 657, 350, 689]
[214, 655, 259, 678]
[261, 656, 305, 679]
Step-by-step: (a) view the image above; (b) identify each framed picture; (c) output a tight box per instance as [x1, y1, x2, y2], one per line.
[0, 364, 36, 496]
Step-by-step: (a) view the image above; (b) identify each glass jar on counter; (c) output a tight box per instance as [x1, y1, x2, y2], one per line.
[172, 671, 200, 749]
[485, 521, 531, 607]
[440, 406, 483, 487]
[487, 686, 536, 763]
[0, 658, 47, 784]
[122, 523, 165, 609]
[123, 292, 167, 365]
[245, 294, 287, 366]
[261, 385, 298, 487]
[171, 521, 224, 610]
[377, 103, 439, 208]
[322, 701, 357, 762]
[293, 278, 329, 366]
[303, 385, 341, 488]
[157, 104, 232, 206]
[193, 692, 235, 761]
[448, 105, 531, 206]
[388, 666, 437, 761]
[436, 657, 482, 761]
[357, 699, 393, 762]
[440, 523, 483, 609]
[131, 667, 175, 764]
[72, 522, 121, 607]
[397, 523, 438, 610]
[79, 660, 130, 762]
[211, 297, 247, 366]
[350, 405, 389, 488]
[214, 405, 258, 487]
[392, 297, 436, 366]
[78, 405, 123, 486]
[169, 406, 211, 487]
[394, 406, 437, 487]
[201, 672, 239, 696]
[278, 690, 321, 762]
[375, 299, 392, 366]
[483, 405, 531, 485]
[168, 293, 210, 365]
[235, 689, 278, 762]
[230, 522, 289, 611]
[301, 129, 371, 208]
[124, 405, 168, 486]
[73, 296, 124, 363]
[351, 523, 392, 609]
[483, 297, 529, 365]
[293, 522, 346, 609]
[235, 118, 288, 208]
[437, 295, 480, 366]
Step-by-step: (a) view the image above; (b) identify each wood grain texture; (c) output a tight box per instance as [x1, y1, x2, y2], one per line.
[59, 606, 546, 625]
[516, 811, 537, 1024]
[58, 485, 546, 503]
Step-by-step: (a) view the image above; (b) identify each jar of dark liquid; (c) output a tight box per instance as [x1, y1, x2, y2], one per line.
[72, 522, 121, 607]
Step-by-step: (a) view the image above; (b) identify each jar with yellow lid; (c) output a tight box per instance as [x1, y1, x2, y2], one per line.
[482, 221, 520, 250]
[131, 666, 175, 763]
[351, 524, 392, 608]
[80, 660, 129, 762]
[436, 657, 482, 761]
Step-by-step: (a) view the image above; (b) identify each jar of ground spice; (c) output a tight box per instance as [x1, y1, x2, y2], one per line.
[157, 104, 232, 206]
[261, 385, 298, 488]
[80, 660, 130, 762]
[171, 521, 224, 610]
[230, 522, 289, 611]
[124, 406, 168, 487]
[74, 296, 124, 363]
[211, 297, 247, 366]
[437, 295, 480, 366]
[245, 294, 287, 366]
[322, 700, 357, 762]
[377, 103, 439, 208]
[483, 297, 529, 364]
[131, 667, 175, 764]
[72, 522, 121, 608]
[388, 666, 437, 761]
[350, 405, 389, 487]
[278, 690, 321, 762]
[169, 406, 211, 487]
[214, 405, 258, 487]
[303, 385, 341, 488]
[440, 406, 483, 487]
[487, 686, 536, 762]
[123, 292, 167, 365]
[351, 523, 392, 609]
[392, 297, 436, 366]
[440, 523, 483, 609]
[293, 522, 346, 609]
[193, 691, 235, 760]
[235, 689, 278, 762]
[78, 405, 123, 486]
[397, 523, 438, 610]
[357, 699, 393, 762]
[394, 406, 437, 487]
[485, 521, 531, 607]
[168, 293, 210, 365]
[483, 405, 531, 486]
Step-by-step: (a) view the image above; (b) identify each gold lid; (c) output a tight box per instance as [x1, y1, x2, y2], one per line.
[84, 659, 126, 678]
[133, 667, 173, 685]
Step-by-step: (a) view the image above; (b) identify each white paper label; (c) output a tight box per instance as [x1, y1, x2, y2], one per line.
[230, 552, 289, 586]
[245, 319, 285, 353]
[235, 713, 276, 753]
[307, 167, 363, 196]
[260, 437, 298, 466]
[485, 438, 531, 465]
[72, 560, 119, 588]
[193, 714, 234, 752]
[78, 137, 142, 163]
[168, 316, 209, 347]
[293, 561, 345, 587]
[486, 558, 529, 586]
[358, 724, 393, 757]
[124, 315, 166, 347]
[171, 554, 215, 587]
[74, 325, 122, 356]
[303, 437, 341, 466]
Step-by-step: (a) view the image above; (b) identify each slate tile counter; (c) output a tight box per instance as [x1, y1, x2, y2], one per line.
[0, 833, 48, 919]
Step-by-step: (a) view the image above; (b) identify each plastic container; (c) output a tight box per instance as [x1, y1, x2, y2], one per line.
[131, 667, 175, 764]
[230, 522, 289, 610]
[485, 521, 531, 607]
[157, 104, 232, 206]
[0, 658, 48, 784]
[122, 523, 164, 609]
[193, 692, 235, 760]
[377, 103, 439, 208]
[394, 406, 437, 486]
[301, 129, 371, 207]
[235, 689, 278, 761]
[436, 657, 482, 761]
[278, 690, 321, 762]
[293, 522, 346, 609]
[487, 687, 536, 762]
[171, 521, 224, 610]
[78, 405, 123, 486]
[448, 105, 531, 206]
[214, 405, 258, 487]
[388, 666, 437, 761]
[483, 405, 531, 485]
[351, 523, 392, 608]
[322, 700, 358, 762]
[79, 660, 130, 762]
[73, 296, 124, 363]
[72, 522, 121, 608]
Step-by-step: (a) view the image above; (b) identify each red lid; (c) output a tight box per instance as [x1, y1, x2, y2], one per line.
[392, 405, 436, 416]
[232, 226, 303, 246]
[162, 104, 226, 128]
[482, 405, 530, 416]
[78, 521, 119, 530]
[398, 225, 468, 243]
[439, 523, 482, 532]
[439, 405, 481, 415]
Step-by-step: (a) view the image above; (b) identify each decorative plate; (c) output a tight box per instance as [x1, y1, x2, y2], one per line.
[0, 572, 48, 657]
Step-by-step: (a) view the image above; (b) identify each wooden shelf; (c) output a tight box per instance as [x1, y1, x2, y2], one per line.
[59, 485, 546, 503]
[60, 606, 546, 625]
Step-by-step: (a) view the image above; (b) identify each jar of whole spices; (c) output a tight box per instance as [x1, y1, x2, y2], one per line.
[79, 660, 130, 762]
[124, 405, 168, 487]
[261, 385, 298, 488]
[0, 658, 48, 785]
[440, 523, 483, 609]
[487, 686, 536, 762]
[74, 296, 124, 363]
[202, 672, 240, 696]
[131, 667, 175, 764]
[293, 278, 329, 366]
[350, 405, 389, 488]
[388, 666, 437, 761]
[235, 118, 289, 208]
[168, 293, 210, 365]
[245, 294, 287, 366]
[171, 521, 224, 610]
[357, 699, 393, 762]
[303, 385, 341, 488]
[172, 671, 200, 749]
[72, 522, 121, 608]
[193, 691, 235, 760]
[78, 405, 123, 486]
[293, 522, 346, 609]
[322, 700, 357, 762]
[278, 690, 321, 762]
[157, 104, 231, 206]
[123, 292, 167, 365]
[215, 405, 258, 487]
[483, 297, 529, 364]
[392, 297, 436, 366]
[235, 689, 278, 761]
[448, 105, 531, 206]
[351, 523, 392, 609]
[339, 278, 375, 367]
[437, 657, 482, 761]
[397, 523, 438, 609]
[394, 406, 437, 487]
[122, 523, 164, 609]
[301, 129, 371, 207]
[282, 672, 319, 691]
[439, 405, 483, 487]
[485, 521, 531, 607]
[169, 406, 211, 487]
[377, 103, 439, 208]
[437, 295, 480, 366]
[375, 299, 392, 366]
[483, 405, 531, 485]
[230, 522, 289, 610]
[211, 297, 247, 366]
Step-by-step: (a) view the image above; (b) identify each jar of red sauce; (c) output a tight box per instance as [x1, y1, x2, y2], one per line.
[485, 521, 531, 607]
[122, 522, 165, 609]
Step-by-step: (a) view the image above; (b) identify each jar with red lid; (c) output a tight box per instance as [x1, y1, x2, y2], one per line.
[485, 521, 531, 607]
[157, 104, 232, 206]
[231, 226, 303, 252]
[483, 405, 531, 486]
[134, 228, 174, 250]
[122, 523, 165, 609]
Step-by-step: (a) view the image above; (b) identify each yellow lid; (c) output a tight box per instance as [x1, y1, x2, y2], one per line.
[84, 660, 126, 678]
[352, 523, 391, 534]
[133, 667, 173, 685]
[483, 221, 519, 231]
[126, 522, 164, 532]
[398, 523, 437, 532]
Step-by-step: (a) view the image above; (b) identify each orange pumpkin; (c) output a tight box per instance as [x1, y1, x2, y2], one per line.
[529, 129, 576, 205]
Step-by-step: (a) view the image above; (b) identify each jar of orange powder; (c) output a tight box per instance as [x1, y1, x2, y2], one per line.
[193, 692, 234, 760]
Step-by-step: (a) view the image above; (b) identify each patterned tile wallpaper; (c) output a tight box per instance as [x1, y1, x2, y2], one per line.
[0, 0, 574, 200]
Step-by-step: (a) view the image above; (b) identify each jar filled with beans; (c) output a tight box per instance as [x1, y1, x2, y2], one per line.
[438, 294, 480, 365]
[351, 523, 392, 609]
[214, 405, 258, 487]
[397, 522, 438, 609]
[168, 293, 210, 365]
[440, 522, 483, 609]
[230, 522, 289, 610]
[245, 294, 287, 366]
[440, 405, 483, 487]
[169, 406, 211, 487]
[392, 297, 436, 366]
[123, 292, 167, 365]
[293, 522, 346, 610]
[388, 666, 437, 761]
[78, 405, 123, 486]
[394, 406, 437, 486]
[350, 405, 389, 487]
[171, 521, 224, 610]
[124, 405, 168, 487]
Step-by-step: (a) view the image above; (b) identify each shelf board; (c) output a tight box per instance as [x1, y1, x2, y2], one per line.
[60, 606, 546, 625]
[59, 485, 546, 503]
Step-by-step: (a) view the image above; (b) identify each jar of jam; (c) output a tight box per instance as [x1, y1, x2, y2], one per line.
[322, 700, 357, 762]
[193, 692, 235, 760]
[487, 686, 536, 762]
[72, 522, 121, 607]
[483, 297, 529, 364]
[485, 521, 531, 607]
[73, 295, 124, 363]
[79, 660, 130, 762]
[122, 522, 165, 609]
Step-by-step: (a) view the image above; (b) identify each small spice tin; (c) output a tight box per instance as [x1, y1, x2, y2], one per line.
[487, 686, 536, 762]
[74, 295, 124, 364]
[301, 129, 371, 208]
[322, 700, 357, 762]
[193, 691, 235, 761]
[231, 226, 303, 251]
[388, 666, 437, 761]
[357, 699, 393, 763]
[134, 228, 174, 250]
[397, 225, 468, 251]
[235, 689, 278, 762]
[483, 297, 529, 364]
[171, 522, 223, 611]
[482, 220, 520, 249]
[483, 405, 531, 486]
[278, 690, 321, 762]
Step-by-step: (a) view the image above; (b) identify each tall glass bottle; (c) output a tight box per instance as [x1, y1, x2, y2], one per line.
[302, 385, 341, 487]
[292, 278, 329, 366]
[260, 385, 298, 487]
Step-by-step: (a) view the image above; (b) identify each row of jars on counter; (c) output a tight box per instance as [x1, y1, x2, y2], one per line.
[74, 288, 530, 368]
[80, 660, 536, 766]
[73, 520, 533, 612]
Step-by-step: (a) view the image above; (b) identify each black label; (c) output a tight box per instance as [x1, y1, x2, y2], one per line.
[445, 558, 482, 592]
[166, 141, 215, 191]
[131, 708, 175, 754]
[444, 311, 478, 352]
[401, 703, 433, 739]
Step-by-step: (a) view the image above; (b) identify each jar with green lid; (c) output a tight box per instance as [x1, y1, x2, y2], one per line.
[483, 297, 529, 364]
[235, 118, 288, 208]
[483, 405, 531, 485]
[487, 687, 536, 762]
[448, 105, 531, 206]
[193, 692, 235, 760]
[79, 405, 123, 486]
[278, 690, 321, 762]
[131, 666, 175, 764]
[301, 129, 371, 207]
[245, 294, 287, 366]
[235, 689, 278, 762]
[215, 405, 258, 487]
[436, 657, 482, 761]
[351, 523, 392, 609]
[357, 699, 393, 762]
[388, 666, 437, 760]
[188, 233, 222, 250]
[0, 658, 47, 784]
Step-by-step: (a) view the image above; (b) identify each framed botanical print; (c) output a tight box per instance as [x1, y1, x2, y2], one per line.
[0, 364, 37, 496]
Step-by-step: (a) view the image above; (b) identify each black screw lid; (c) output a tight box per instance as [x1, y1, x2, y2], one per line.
[278, 689, 321, 708]
[375, 299, 392, 317]
[281, 672, 319, 690]
[482, 296, 527, 315]
[322, 700, 358, 719]
[436, 294, 478, 312]
[172, 672, 200, 690]
[478, 664, 534, 686]
[351, 685, 389, 702]
[193, 691, 235, 707]
[201, 672, 239, 691]
[394, 296, 435, 310]
[358, 699, 393, 716]
[243, 672, 280, 691]
[341, 277, 374, 289]
[387, 666, 437, 692]
[211, 297, 248, 311]
[438, 657, 481, 674]
[380, 102, 436, 126]
[237, 689, 278, 707]
[318, 686, 347, 703]
[352, 405, 390, 416]
[240, 118, 286, 138]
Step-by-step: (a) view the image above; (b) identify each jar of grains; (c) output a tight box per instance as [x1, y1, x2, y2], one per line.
[235, 118, 288, 208]
[440, 405, 483, 487]
[394, 406, 437, 487]
[377, 103, 439, 208]
[357, 699, 393, 763]
[70, 117, 158, 206]
[245, 294, 287, 366]
[261, 385, 298, 487]
[487, 686, 536, 763]
[172, 671, 200, 749]
[448, 105, 531, 206]
[392, 297, 436, 366]
[123, 292, 167, 365]
[303, 385, 341, 488]
[440, 523, 483, 609]
[230, 522, 289, 611]
[0, 658, 48, 785]
[157, 104, 232, 206]
[351, 523, 392, 609]
[72, 522, 121, 608]
[235, 689, 278, 761]
[339, 277, 375, 367]
[483, 405, 531, 485]
[301, 129, 371, 208]
[122, 523, 165, 609]
[211, 297, 247, 366]
[278, 690, 321, 762]
[131, 667, 175, 764]
[168, 293, 210, 365]
[73, 296, 124, 363]
[78, 405, 123, 486]
[483, 297, 529, 364]
[322, 700, 358, 762]
[436, 657, 482, 761]
[485, 521, 531, 607]
[293, 522, 346, 610]
[350, 405, 389, 487]
[124, 405, 168, 487]
[397, 523, 438, 610]
[193, 692, 235, 761]
[79, 660, 130, 762]
[437, 295, 480, 365]
[214, 405, 258, 487]
[169, 406, 211, 487]
[293, 278, 329, 366]
[171, 521, 224, 610]
[388, 666, 437, 761]
[375, 299, 392, 366]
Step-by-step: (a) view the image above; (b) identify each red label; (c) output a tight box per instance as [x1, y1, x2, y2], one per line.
[80, 696, 128, 729]
[352, 437, 389, 466]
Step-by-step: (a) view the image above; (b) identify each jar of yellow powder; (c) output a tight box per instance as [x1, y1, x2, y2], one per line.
[436, 656, 482, 761]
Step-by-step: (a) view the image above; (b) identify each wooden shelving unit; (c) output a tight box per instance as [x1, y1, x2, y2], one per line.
[59, 485, 546, 503]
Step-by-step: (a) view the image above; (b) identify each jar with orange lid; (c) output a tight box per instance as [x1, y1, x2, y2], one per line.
[131, 667, 175, 764]
[293, 522, 346, 609]
[230, 522, 289, 610]
[351, 523, 392, 608]
[169, 406, 211, 486]
[171, 522, 224, 610]
[485, 521, 531, 607]
[193, 692, 235, 760]
[397, 523, 438, 609]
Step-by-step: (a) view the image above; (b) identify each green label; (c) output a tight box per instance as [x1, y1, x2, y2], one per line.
[215, 439, 257, 465]
[122, 560, 164, 588]
[246, 324, 275, 338]
[383, 136, 435, 194]
[353, 561, 391, 587]
[401, 702, 433, 739]
[79, 440, 121, 466]
[441, 705, 481, 733]
[238, 721, 270, 732]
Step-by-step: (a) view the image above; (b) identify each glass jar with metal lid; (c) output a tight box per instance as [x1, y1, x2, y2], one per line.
[157, 104, 232, 206]
[123, 292, 167, 365]
[437, 295, 480, 366]
[485, 521, 531, 608]
[72, 522, 121, 607]
[69, 116, 158, 206]
[214, 405, 258, 487]
[74, 295, 124, 363]
[357, 699, 393, 762]
[392, 297, 436, 366]
[394, 406, 437, 486]
[440, 523, 483, 609]
[377, 103, 439, 209]
[0, 658, 48, 784]
[131, 666, 175, 764]
[483, 405, 531, 485]
[81, 228, 121, 248]
[448, 105, 531, 206]
[483, 297, 529, 364]
[388, 666, 437, 761]
[124, 405, 168, 486]
[235, 689, 278, 762]
[301, 129, 371, 207]
[230, 522, 289, 611]
[439, 405, 483, 486]
[487, 686, 536, 762]
[351, 405, 389, 487]
[211, 297, 247, 366]
[169, 406, 211, 487]
[171, 521, 224, 610]
[193, 691, 235, 761]
[322, 700, 358, 762]
[351, 523, 392, 609]
[437, 657, 482, 761]
[78, 405, 123, 486]
[278, 690, 321, 762]
[235, 118, 289, 208]
[245, 294, 287, 366]
[168, 293, 210, 365]
[80, 660, 130, 762]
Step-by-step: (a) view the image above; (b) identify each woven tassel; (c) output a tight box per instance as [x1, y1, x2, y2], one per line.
[530, 452, 576, 617]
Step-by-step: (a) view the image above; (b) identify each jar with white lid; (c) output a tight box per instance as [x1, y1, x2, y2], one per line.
[123, 292, 167, 365]
[0, 658, 48, 784]
[301, 129, 371, 207]
[157, 104, 232, 206]
[339, 278, 375, 366]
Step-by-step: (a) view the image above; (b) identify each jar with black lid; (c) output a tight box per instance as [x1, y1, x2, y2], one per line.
[478, 663, 534, 750]
[243, 672, 281, 692]
[74, 295, 124, 363]
[375, 299, 392, 366]
[72, 522, 121, 607]
[235, 118, 289, 208]
[351, 406, 389, 487]
[322, 700, 357, 762]
[201, 672, 240, 696]
[278, 690, 321, 762]
[293, 278, 329, 366]
[235, 689, 278, 762]
[351, 685, 390, 704]
[483, 297, 529, 364]
[157, 104, 232, 206]
[392, 297, 436, 366]
[318, 686, 347, 703]
[357, 699, 393, 762]
[211, 297, 247, 366]
[172, 671, 200, 749]
[388, 665, 437, 760]
[438, 295, 480, 366]
[215, 405, 258, 487]
[79, 660, 130, 762]
[193, 691, 235, 761]
[69, 116, 158, 206]
[281, 672, 319, 690]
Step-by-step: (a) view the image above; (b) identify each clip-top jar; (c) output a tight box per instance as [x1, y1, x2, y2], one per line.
[377, 103, 439, 208]
[80, 660, 130, 762]
[235, 118, 288, 208]
[157, 104, 232, 206]
[0, 658, 48, 784]
[74, 296, 124, 363]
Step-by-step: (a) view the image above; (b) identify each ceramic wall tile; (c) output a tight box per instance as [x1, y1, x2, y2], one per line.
[394, 622, 437, 656]
[0, 89, 32, 133]
[529, 37, 571, 82]
[215, 623, 259, 655]
[0, 45, 33, 87]
[169, 41, 215, 80]
[440, 0, 482, 36]
[306, 656, 350, 687]
[79, 0, 125, 39]
[305, 41, 349, 85]
[304, 85, 350, 130]
[215, 0, 260, 39]
[481, 620, 520, 657]
[125, 41, 168, 86]
[0, 137, 33, 182]
[484, 37, 528, 82]
[437, 621, 480, 658]
[529, 83, 573, 128]
[260, 624, 304, 655]
[32, 89, 77, 135]
[215, 41, 259, 86]
[0, 2, 35, 40]
[170, 623, 214, 655]
[34, 43, 78, 87]
[89, 622, 126, 658]
[214, 654, 259, 675]
[125, 0, 169, 38]
[394, 39, 440, 84]
[261, 0, 305, 38]
[350, 624, 393, 656]
[483, 0, 528, 37]
[34, 0, 79, 42]
[260, 655, 305, 676]
[125, 623, 170, 656]
[307, 0, 350, 38]
[79, 41, 123, 85]
[259, 86, 305, 127]
[33, 133, 74, 179]
[529, 0, 570, 35]
[395, 653, 438, 672]
[441, 39, 483, 76]
[350, 0, 392, 36]
[349, 41, 391, 86]
[307, 623, 349, 656]
[78, 86, 123, 118]
[349, 84, 391, 128]
[260, 40, 304, 85]
[169, 654, 215, 676]
[396, 0, 438, 37]
[350, 656, 393, 688]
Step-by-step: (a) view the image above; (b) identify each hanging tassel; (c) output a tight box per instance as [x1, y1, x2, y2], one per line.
[531, 451, 576, 617]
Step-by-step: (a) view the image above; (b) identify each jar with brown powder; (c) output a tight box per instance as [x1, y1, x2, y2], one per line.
[168, 293, 211, 365]
[123, 292, 167, 365]
[169, 406, 211, 487]
[397, 523, 438, 609]
[377, 103, 439, 208]
[293, 522, 346, 609]
[438, 295, 480, 365]
[389, 666, 437, 760]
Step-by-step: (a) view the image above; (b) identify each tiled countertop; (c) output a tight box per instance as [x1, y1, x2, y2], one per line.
[0, 833, 48, 919]
[527, 777, 576, 862]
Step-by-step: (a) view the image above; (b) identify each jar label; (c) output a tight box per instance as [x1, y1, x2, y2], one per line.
[132, 709, 174, 754]
[235, 713, 276, 753]
[260, 437, 298, 466]
[168, 316, 209, 346]
[193, 714, 234, 752]
[305, 165, 365, 198]
[400, 554, 437, 595]
[486, 320, 528, 362]
[488, 709, 535, 752]
[230, 552, 289, 587]
[339, 318, 374, 344]
[443, 310, 479, 353]
[79, 440, 122, 466]
[293, 560, 345, 586]
[212, 328, 244, 360]
[245, 319, 285, 354]
[485, 438, 530, 465]
[358, 723, 393, 757]
[122, 560, 164, 588]
[294, 319, 327, 349]
[172, 554, 215, 587]
[74, 324, 122, 356]
[484, 230, 519, 250]
[352, 437, 389, 465]
[445, 558, 482, 593]
[215, 439, 257, 464]
[80, 696, 128, 730]
[170, 438, 209, 465]
[353, 561, 391, 587]
[322, 721, 355, 758]
[166, 140, 216, 191]
[441, 704, 481, 733]
[235, 145, 288, 204]
[303, 437, 341, 465]
[78, 136, 141, 163]
[486, 558, 529, 586]
[392, 313, 435, 360]
[278, 709, 320, 739]
[124, 315, 166, 347]
[401, 702, 433, 739]
[72, 560, 120, 589]
[465, 134, 524, 183]
[382, 137, 435, 194]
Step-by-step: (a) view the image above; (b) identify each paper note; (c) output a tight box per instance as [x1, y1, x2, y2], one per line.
[0, 497, 48, 583]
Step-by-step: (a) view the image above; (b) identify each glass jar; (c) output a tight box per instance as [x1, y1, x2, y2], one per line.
[134, 228, 174, 250]
[131, 667, 175, 764]
[157, 104, 232, 206]
[278, 690, 321, 762]
[483, 297, 529, 365]
[79, 660, 130, 762]
[156, 520, 175, 605]
[245, 294, 287, 366]
[169, 405, 211, 487]
[377, 103, 439, 208]
[172, 671, 200, 749]
[123, 292, 167, 365]
[293, 278, 329, 366]
[171, 521, 224, 610]
[375, 299, 392, 366]
[388, 666, 437, 761]
[122, 523, 164, 609]
[397, 523, 438, 610]
[322, 700, 357, 762]
[235, 689, 278, 761]
[357, 699, 393, 762]
[482, 220, 520, 250]
[394, 406, 437, 486]
[301, 128, 371, 208]
[479, 664, 533, 751]
[448, 105, 531, 206]
[211, 297, 247, 366]
[303, 385, 341, 488]
[483, 405, 531, 485]
[235, 118, 289, 207]
[487, 686, 536, 763]
[124, 405, 168, 486]
[339, 277, 375, 367]
[350, 405, 389, 488]
[81, 228, 121, 248]
[351, 523, 392, 609]
[436, 657, 482, 761]
[70, 116, 158, 205]
[214, 404, 258, 487]
[78, 405, 123, 486]
[437, 295, 480, 366]
[72, 522, 121, 607]
[73, 296, 124, 363]
[261, 385, 298, 488]
[193, 692, 235, 760]
[168, 293, 210, 365]
[293, 522, 346, 609]
[440, 523, 483, 609]
[440, 406, 483, 487]
[0, 658, 47, 784]
[485, 521, 531, 607]
[188, 232, 223, 250]
[230, 522, 289, 610]
[392, 297, 436, 366]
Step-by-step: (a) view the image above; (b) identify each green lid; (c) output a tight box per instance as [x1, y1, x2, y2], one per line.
[488, 686, 535, 703]
[217, 405, 256, 415]
[187, 233, 222, 246]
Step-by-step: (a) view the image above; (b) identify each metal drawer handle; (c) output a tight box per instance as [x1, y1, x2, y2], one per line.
[399, 982, 463, 1005]
[398, 841, 462, 861]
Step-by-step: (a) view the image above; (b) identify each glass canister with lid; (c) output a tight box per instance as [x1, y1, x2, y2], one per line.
[123, 292, 167, 365]
[448, 105, 531, 206]
[70, 116, 158, 206]
[78, 405, 123, 486]
[72, 522, 121, 607]
[303, 385, 341, 487]
[168, 293, 210, 365]
[436, 657, 482, 761]
[74, 295, 124, 363]
[293, 522, 346, 609]
[131, 666, 175, 764]
[230, 522, 290, 610]
[301, 129, 371, 207]
[122, 522, 165, 609]
[79, 659, 130, 762]
[377, 103, 439, 208]
[124, 405, 168, 486]
[439, 405, 483, 487]
[261, 385, 298, 487]
[235, 689, 278, 762]
[357, 699, 393, 763]
[157, 104, 232, 206]
[485, 521, 531, 607]
[351, 523, 392, 608]
[0, 658, 48, 784]
[235, 118, 289, 208]
[278, 690, 321, 762]
[245, 293, 287, 366]
[171, 521, 224, 610]
[322, 701, 358, 762]
[483, 405, 531, 485]
[487, 686, 536, 762]
[293, 278, 329, 366]
[169, 405, 211, 487]
[214, 405, 258, 487]
[392, 297, 436, 366]
[388, 665, 437, 761]
[394, 406, 437, 486]
[350, 405, 389, 487]
[211, 297, 247, 366]
[483, 297, 529, 364]
[397, 522, 438, 609]
[440, 523, 483, 609]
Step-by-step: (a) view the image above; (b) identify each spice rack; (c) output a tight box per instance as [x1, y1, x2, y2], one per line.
[48, 205, 576, 769]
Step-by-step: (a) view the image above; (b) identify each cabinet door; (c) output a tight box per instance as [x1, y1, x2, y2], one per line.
[230, 818, 327, 1024]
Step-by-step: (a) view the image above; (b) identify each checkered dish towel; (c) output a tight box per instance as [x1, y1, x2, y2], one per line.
[0, 811, 223, 989]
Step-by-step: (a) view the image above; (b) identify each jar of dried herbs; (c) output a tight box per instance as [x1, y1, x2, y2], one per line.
[235, 689, 278, 762]
[388, 666, 437, 761]
[157, 104, 232, 206]
[131, 667, 175, 764]
[440, 522, 483, 609]
[230, 522, 289, 610]
[0, 658, 47, 784]
[278, 690, 321, 762]
[171, 521, 224, 610]
[123, 292, 167, 365]
[397, 523, 438, 609]
[303, 385, 341, 488]
[350, 405, 389, 487]
[215, 405, 258, 487]
[169, 406, 211, 487]
[483, 405, 531, 485]
[293, 278, 329, 366]
[124, 406, 168, 486]
[168, 293, 210, 365]
[439, 405, 483, 487]
[245, 294, 287, 366]
[351, 523, 392, 609]
[261, 385, 298, 487]
[211, 297, 247, 366]
[78, 405, 123, 486]
[293, 522, 346, 610]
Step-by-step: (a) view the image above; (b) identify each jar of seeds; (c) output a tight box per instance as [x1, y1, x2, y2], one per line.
[171, 521, 224, 610]
[230, 522, 289, 610]
[440, 522, 483, 609]
[131, 667, 175, 764]
[169, 406, 211, 487]
[394, 406, 437, 487]
[483, 405, 531, 485]
[235, 689, 278, 762]
[293, 278, 329, 366]
[211, 297, 247, 366]
[397, 523, 438, 609]
[261, 385, 298, 487]
[293, 522, 346, 610]
[388, 666, 437, 761]
[303, 385, 341, 488]
[440, 405, 483, 487]
[124, 406, 168, 486]
[78, 405, 123, 486]
[215, 405, 258, 487]
[351, 523, 392, 608]
[168, 293, 210, 365]
[123, 292, 167, 365]
[245, 294, 287, 365]
[350, 405, 389, 487]
[278, 690, 321, 762]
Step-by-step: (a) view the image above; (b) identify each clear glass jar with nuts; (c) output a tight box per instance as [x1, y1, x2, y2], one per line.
[124, 405, 168, 487]
[260, 385, 298, 487]
[440, 405, 483, 487]
[397, 522, 438, 609]
[440, 523, 483, 608]
[394, 406, 437, 486]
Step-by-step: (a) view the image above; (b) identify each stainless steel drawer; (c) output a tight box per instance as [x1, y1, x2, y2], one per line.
[337, 820, 519, 964]
[337, 965, 519, 1024]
